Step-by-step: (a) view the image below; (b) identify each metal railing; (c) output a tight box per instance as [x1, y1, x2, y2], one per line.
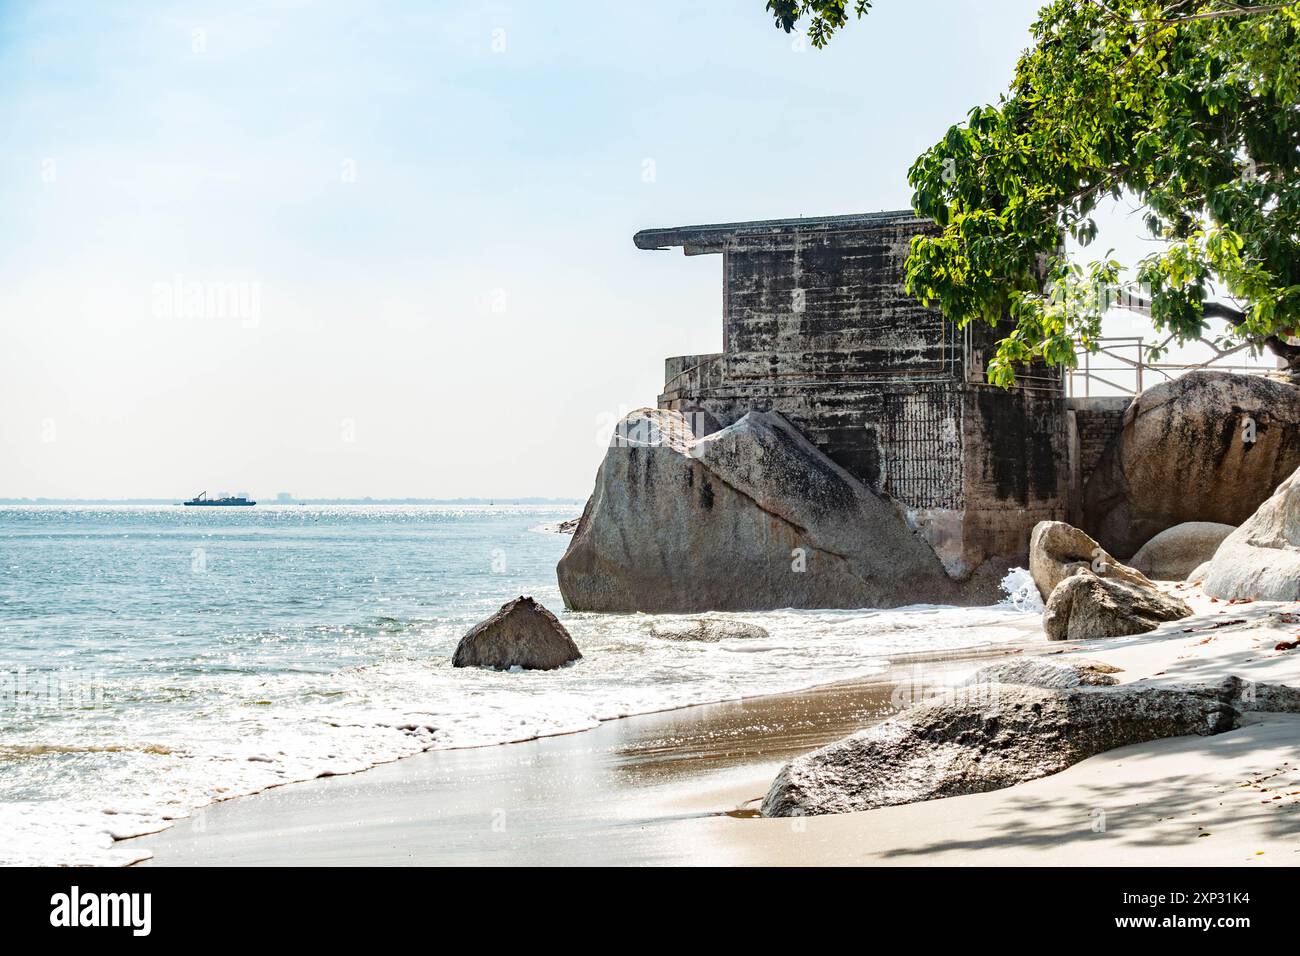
[664, 336, 1277, 400]
[1066, 335, 1278, 398]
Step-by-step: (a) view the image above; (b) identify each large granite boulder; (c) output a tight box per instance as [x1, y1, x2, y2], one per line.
[1028, 520, 1152, 601]
[1129, 521, 1236, 580]
[1042, 568, 1191, 641]
[451, 597, 582, 670]
[1082, 371, 1300, 558]
[557, 408, 965, 612]
[761, 678, 1267, 817]
[1204, 465, 1300, 602]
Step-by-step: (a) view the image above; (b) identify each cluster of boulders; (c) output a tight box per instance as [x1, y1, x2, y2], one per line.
[1026, 439, 1300, 636]
[760, 374, 1300, 818]
[1028, 520, 1192, 640]
[457, 370, 1300, 831]
[1082, 371, 1300, 557]
[430, 384, 1300, 865]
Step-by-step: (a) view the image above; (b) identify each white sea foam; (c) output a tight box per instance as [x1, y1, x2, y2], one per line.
[999, 566, 1045, 613]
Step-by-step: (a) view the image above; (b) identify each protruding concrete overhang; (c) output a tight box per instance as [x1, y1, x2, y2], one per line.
[632, 210, 924, 256]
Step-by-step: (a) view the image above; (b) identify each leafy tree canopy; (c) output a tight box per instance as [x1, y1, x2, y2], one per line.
[765, 1, 1300, 385]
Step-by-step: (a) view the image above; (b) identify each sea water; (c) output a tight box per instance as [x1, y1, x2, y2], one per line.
[0, 505, 1036, 865]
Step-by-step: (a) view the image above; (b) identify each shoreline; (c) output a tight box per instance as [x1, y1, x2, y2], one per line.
[121, 635, 1044, 866]
[95, 609, 1042, 866]
[7, 596, 1042, 867]
[122, 588, 1300, 866]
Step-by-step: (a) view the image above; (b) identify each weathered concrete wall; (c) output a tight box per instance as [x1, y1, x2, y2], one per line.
[1064, 396, 1131, 526]
[659, 215, 962, 492]
[961, 386, 1070, 571]
[651, 212, 1069, 580]
[1071, 397, 1131, 486]
[721, 220, 954, 382]
[662, 353, 724, 403]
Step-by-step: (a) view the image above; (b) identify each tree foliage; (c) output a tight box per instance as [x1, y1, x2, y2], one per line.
[766, 1, 874, 47]
[765, 1, 1300, 385]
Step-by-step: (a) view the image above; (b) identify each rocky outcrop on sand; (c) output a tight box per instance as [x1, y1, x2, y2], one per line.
[1028, 520, 1190, 639]
[649, 618, 769, 642]
[1028, 520, 1152, 600]
[1082, 371, 1300, 558]
[451, 596, 582, 670]
[1043, 569, 1191, 640]
[1129, 521, 1235, 580]
[962, 657, 1121, 689]
[1204, 465, 1300, 602]
[761, 676, 1296, 817]
[556, 408, 966, 612]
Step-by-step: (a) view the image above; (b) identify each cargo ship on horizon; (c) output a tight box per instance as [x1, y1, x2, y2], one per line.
[182, 491, 256, 507]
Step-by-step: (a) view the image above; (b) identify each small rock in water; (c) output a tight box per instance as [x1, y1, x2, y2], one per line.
[536, 518, 580, 534]
[452, 596, 582, 671]
[649, 618, 769, 642]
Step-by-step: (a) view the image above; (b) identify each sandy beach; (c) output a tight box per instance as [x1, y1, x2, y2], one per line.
[121, 588, 1300, 866]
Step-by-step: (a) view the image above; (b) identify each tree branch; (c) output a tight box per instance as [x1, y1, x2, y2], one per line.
[1155, 3, 1294, 24]
[1080, 0, 1293, 28]
[1118, 292, 1245, 323]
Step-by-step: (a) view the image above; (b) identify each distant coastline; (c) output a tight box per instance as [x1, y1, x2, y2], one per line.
[0, 497, 585, 506]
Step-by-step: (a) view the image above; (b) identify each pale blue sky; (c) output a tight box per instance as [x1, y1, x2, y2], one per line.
[0, 0, 1080, 498]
